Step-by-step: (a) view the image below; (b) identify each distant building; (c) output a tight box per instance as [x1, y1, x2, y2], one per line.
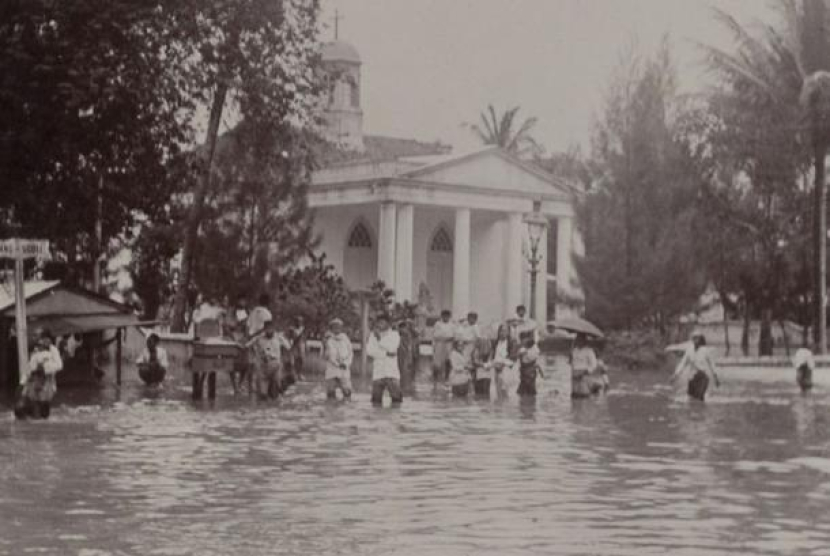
[310, 40, 583, 323]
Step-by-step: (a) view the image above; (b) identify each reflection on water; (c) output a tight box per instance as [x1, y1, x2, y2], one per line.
[1, 368, 830, 556]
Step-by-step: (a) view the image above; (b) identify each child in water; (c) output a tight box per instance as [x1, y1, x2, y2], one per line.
[793, 346, 815, 393]
[449, 339, 472, 398]
[516, 336, 542, 397]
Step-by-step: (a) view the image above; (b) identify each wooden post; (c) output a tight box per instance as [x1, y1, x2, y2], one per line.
[207, 371, 216, 400]
[360, 294, 369, 377]
[115, 328, 122, 387]
[0, 320, 9, 391]
[13, 254, 28, 382]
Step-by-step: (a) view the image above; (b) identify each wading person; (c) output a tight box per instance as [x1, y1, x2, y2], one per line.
[456, 312, 480, 380]
[570, 334, 598, 399]
[252, 318, 288, 400]
[793, 346, 815, 393]
[15, 329, 63, 420]
[472, 336, 493, 399]
[516, 335, 542, 398]
[136, 333, 168, 386]
[228, 294, 249, 394]
[449, 339, 472, 398]
[287, 315, 307, 383]
[490, 324, 514, 399]
[511, 305, 538, 346]
[432, 309, 455, 384]
[672, 332, 721, 402]
[325, 318, 353, 400]
[366, 315, 403, 406]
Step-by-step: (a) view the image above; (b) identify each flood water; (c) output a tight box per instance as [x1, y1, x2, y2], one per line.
[1, 365, 829, 556]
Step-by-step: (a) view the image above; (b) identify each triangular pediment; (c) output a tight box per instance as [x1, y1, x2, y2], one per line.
[401, 147, 575, 199]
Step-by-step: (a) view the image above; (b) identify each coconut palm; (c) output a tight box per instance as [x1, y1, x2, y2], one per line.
[465, 104, 540, 154]
[703, 0, 830, 353]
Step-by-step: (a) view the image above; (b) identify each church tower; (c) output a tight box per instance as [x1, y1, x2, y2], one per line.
[321, 37, 364, 151]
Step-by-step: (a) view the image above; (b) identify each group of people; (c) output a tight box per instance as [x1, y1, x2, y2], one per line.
[216, 293, 306, 400]
[431, 304, 610, 401]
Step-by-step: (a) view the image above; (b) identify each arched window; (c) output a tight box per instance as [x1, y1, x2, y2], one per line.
[347, 222, 373, 248]
[431, 227, 453, 252]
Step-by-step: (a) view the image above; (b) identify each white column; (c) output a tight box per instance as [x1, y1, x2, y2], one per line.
[556, 216, 573, 314]
[505, 212, 524, 319]
[395, 204, 414, 302]
[452, 208, 471, 317]
[535, 223, 548, 323]
[378, 201, 397, 290]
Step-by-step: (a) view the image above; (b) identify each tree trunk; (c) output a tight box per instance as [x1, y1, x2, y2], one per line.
[722, 302, 731, 357]
[778, 319, 791, 356]
[759, 307, 773, 357]
[741, 300, 750, 356]
[814, 142, 827, 353]
[170, 83, 229, 332]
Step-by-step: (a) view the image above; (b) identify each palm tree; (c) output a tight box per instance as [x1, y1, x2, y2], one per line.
[465, 104, 540, 154]
[704, 1, 830, 353]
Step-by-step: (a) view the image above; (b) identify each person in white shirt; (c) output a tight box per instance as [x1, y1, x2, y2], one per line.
[137, 333, 168, 386]
[325, 318, 353, 400]
[570, 334, 599, 399]
[251, 318, 290, 399]
[246, 294, 273, 339]
[510, 305, 539, 345]
[793, 346, 815, 392]
[432, 309, 456, 384]
[671, 332, 721, 401]
[16, 329, 63, 420]
[516, 335, 542, 397]
[449, 339, 472, 398]
[455, 311, 480, 372]
[366, 314, 403, 406]
[488, 324, 515, 399]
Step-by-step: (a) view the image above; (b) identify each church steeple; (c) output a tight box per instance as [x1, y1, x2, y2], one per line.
[321, 15, 364, 151]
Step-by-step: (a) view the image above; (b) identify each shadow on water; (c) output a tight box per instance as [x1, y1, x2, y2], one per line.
[1, 365, 830, 556]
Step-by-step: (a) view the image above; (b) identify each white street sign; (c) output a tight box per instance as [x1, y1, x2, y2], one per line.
[0, 239, 50, 260]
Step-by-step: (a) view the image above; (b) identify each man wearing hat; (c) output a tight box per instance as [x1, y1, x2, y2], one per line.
[366, 314, 403, 405]
[324, 317, 353, 400]
[136, 332, 168, 386]
[252, 317, 290, 399]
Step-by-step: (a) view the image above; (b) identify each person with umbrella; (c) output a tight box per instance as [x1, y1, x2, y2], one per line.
[671, 331, 720, 401]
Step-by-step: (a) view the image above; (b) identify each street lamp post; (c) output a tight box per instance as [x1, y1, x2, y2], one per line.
[524, 212, 548, 320]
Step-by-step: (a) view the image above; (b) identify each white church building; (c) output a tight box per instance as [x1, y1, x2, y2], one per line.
[309, 39, 582, 325]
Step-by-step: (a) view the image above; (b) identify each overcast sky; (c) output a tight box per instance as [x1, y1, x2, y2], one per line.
[319, 0, 777, 154]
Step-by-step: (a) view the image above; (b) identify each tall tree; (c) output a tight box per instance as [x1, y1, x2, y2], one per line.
[168, 0, 323, 331]
[464, 104, 540, 153]
[578, 40, 707, 332]
[188, 119, 319, 302]
[0, 1, 190, 283]
[704, 1, 830, 353]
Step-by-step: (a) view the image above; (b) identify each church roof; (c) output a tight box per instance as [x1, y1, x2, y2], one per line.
[363, 135, 451, 161]
[322, 40, 361, 64]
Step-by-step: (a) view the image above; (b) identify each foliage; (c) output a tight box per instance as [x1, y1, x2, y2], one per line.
[187, 119, 319, 303]
[0, 1, 190, 278]
[700, 3, 820, 353]
[366, 281, 420, 324]
[269, 253, 358, 340]
[169, 0, 324, 331]
[464, 104, 541, 154]
[577, 40, 707, 332]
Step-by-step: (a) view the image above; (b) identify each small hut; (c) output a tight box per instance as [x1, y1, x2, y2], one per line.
[0, 281, 144, 389]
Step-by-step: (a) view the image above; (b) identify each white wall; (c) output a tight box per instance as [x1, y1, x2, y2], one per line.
[470, 212, 506, 325]
[312, 204, 378, 275]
